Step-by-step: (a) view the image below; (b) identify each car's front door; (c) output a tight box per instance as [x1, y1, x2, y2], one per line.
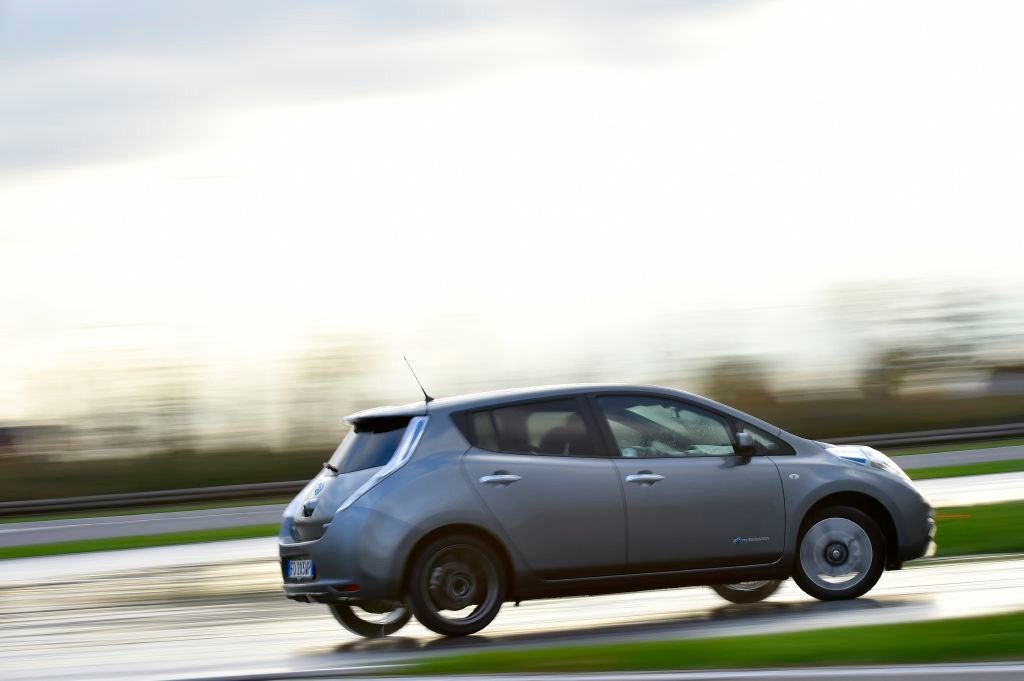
[461, 397, 626, 579]
[593, 394, 786, 571]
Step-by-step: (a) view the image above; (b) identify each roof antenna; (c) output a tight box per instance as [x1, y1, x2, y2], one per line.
[403, 355, 434, 403]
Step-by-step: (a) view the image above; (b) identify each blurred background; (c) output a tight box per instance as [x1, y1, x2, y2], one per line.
[2, 0, 1024, 495]
[5, 3, 1024, 680]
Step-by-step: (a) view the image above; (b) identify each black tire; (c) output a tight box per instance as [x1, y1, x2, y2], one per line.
[712, 580, 782, 604]
[329, 602, 411, 638]
[792, 506, 885, 601]
[407, 534, 506, 637]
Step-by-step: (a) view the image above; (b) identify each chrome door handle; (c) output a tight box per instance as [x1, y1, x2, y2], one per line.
[625, 472, 665, 485]
[479, 474, 522, 485]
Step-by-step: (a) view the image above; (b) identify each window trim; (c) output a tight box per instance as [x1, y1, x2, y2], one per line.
[733, 418, 796, 456]
[587, 392, 747, 460]
[453, 395, 609, 458]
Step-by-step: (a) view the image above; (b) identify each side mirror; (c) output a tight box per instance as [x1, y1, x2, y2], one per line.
[735, 431, 757, 456]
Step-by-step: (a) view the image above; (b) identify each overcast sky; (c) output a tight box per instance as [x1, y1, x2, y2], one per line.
[3, 0, 1024, 420]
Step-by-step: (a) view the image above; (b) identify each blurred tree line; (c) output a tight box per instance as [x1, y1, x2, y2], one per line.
[2, 282, 1024, 501]
[697, 284, 1024, 436]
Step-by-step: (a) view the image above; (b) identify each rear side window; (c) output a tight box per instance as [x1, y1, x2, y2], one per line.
[469, 411, 499, 451]
[468, 399, 594, 456]
[328, 417, 410, 473]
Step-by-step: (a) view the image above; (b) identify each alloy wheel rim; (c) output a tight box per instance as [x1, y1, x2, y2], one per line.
[423, 544, 499, 625]
[799, 517, 872, 591]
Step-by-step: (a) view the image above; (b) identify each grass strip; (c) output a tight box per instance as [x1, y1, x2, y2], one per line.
[409, 610, 1024, 675]
[907, 459, 1024, 480]
[934, 501, 1024, 557]
[0, 524, 279, 560]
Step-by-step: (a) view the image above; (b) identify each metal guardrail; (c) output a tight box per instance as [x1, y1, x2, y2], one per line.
[3, 422, 1024, 516]
[826, 422, 1024, 448]
[0, 481, 307, 516]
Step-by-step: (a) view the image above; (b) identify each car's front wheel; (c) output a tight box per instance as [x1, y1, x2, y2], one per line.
[793, 506, 885, 601]
[329, 602, 411, 638]
[408, 534, 506, 637]
[712, 580, 782, 604]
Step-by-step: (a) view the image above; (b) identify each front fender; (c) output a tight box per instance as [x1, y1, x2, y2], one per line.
[773, 455, 903, 559]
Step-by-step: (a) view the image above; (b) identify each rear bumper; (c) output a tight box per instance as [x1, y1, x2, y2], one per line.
[278, 505, 407, 602]
[282, 579, 359, 603]
[279, 539, 361, 603]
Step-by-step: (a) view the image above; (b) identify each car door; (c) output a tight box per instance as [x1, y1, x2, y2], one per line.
[461, 397, 627, 579]
[593, 394, 786, 571]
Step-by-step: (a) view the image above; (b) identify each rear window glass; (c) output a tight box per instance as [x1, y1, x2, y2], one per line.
[469, 399, 594, 456]
[328, 418, 409, 473]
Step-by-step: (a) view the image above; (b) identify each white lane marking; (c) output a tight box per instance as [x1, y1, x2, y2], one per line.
[916, 471, 1024, 506]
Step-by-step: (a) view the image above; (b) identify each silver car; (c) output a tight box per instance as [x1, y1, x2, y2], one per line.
[280, 384, 935, 637]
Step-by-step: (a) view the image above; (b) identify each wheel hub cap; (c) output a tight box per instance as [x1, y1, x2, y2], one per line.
[423, 543, 501, 627]
[799, 516, 873, 591]
[429, 561, 478, 610]
[825, 542, 848, 565]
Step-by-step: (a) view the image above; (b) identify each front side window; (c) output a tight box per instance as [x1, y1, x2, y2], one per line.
[597, 395, 735, 458]
[472, 399, 594, 456]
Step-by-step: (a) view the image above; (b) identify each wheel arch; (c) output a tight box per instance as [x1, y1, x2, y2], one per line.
[400, 523, 516, 597]
[801, 491, 900, 570]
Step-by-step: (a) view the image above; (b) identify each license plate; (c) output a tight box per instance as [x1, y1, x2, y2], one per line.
[287, 559, 314, 580]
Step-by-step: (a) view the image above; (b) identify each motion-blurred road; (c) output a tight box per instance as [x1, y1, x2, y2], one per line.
[2, 542, 1023, 681]
[892, 444, 1024, 469]
[3, 469, 1023, 549]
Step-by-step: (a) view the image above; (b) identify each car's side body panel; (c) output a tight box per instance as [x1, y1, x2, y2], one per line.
[613, 455, 786, 571]
[463, 448, 627, 578]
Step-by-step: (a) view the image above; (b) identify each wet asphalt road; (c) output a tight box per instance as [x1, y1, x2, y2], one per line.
[2, 548, 1023, 681]
[3, 469, 1023, 549]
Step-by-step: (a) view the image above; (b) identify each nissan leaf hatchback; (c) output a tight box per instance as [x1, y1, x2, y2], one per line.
[280, 384, 935, 638]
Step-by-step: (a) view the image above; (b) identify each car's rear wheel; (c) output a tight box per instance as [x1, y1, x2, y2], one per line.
[793, 506, 885, 601]
[712, 579, 782, 604]
[329, 602, 411, 638]
[408, 534, 505, 637]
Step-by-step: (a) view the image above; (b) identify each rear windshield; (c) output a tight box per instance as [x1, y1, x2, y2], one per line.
[328, 417, 410, 473]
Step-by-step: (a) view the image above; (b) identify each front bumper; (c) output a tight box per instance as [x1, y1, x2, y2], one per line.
[924, 514, 937, 557]
[900, 507, 937, 562]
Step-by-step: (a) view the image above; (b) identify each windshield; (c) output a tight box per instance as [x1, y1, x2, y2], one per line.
[327, 418, 410, 474]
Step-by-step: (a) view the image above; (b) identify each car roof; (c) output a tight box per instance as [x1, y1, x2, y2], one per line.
[345, 383, 783, 435]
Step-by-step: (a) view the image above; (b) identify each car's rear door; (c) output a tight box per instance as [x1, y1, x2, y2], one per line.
[461, 397, 626, 578]
[592, 393, 786, 571]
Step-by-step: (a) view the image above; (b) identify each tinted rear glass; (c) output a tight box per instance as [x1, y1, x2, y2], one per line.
[328, 418, 409, 473]
[469, 398, 594, 456]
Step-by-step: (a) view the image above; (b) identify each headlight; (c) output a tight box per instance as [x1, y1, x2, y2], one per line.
[825, 444, 913, 484]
